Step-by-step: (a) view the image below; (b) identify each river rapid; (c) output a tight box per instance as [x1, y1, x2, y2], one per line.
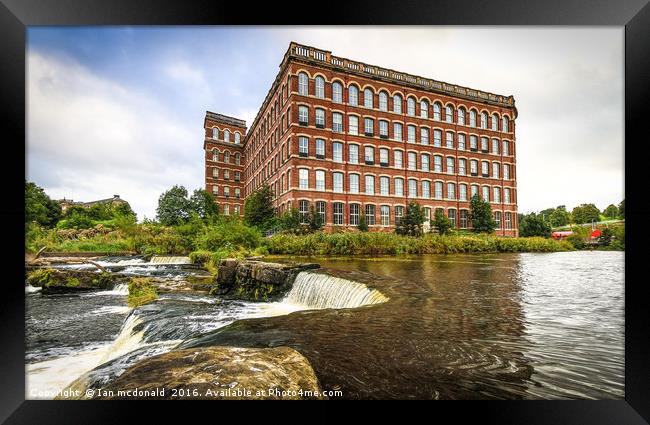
[25, 251, 624, 400]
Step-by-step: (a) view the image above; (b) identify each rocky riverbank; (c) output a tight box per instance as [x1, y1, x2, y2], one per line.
[212, 259, 320, 301]
[59, 346, 325, 400]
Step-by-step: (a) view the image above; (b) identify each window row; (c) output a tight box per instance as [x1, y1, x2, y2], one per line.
[295, 108, 511, 152]
[218, 203, 241, 216]
[209, 127, 243, 144]
[210, 185, 242, 199]
[209, 168, 241, 182]
[295, 170, 514, 203]
[295, 200, 515, 229]
[209, 150, 242, 165]
[296, 72, 512, 132]
[295, 139, 513, 178]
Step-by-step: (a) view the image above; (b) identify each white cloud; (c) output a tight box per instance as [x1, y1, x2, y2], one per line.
[27, 28, 624, 219]
[27, 51, 205, 220]
[270, 27, 624, 212]
[164, 61, 207, 87]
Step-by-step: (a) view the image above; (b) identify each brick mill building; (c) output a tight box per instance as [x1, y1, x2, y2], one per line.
[204, 42, 519, 236]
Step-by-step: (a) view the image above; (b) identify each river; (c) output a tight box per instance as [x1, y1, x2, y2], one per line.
[25, 251, 624, 400]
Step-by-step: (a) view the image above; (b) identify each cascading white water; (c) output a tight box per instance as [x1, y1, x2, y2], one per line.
[26, 284, 42, 293]
[149, 256, 190, 265]
[284, 272, 388, 309]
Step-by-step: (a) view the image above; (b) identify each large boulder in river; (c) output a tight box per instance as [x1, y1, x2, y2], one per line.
[213, 259, 320, 301]
[62, 346, 325, 400]
[25, 268, 128, 294]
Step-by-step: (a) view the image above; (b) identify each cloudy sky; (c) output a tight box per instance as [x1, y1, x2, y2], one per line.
[27, 27, 624, 220]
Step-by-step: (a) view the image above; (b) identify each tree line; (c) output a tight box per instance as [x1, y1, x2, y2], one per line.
[519, 200, 624, 238]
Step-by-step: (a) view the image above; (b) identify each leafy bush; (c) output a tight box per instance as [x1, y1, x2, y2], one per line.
[26, 268, 55, 287]
[127, 277, 158, 307]
[263, 232, 573, 256]
[57, 214, 95, 229]
[196, 219, 261, 251]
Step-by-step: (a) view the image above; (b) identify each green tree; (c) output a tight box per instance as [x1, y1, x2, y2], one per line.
[113, 202, 136, 219]
[395, 201, 425, 236]
[432, 209, 452, 235]
[244, 184, 275, 229]
[603, 204, 619, 219]
[571, 203, 601, 224]
[189, 189, 219, 221]
[25, 181, 62, 228]
[278, 208, 301, 234]
[519, 213, 551, 237]
[156, 185, 191, 226]
[307, 205, 324, 232]
[87, 203, 113, 220]
[618, 199, 625, 219]
[469, 194, 496, 233]
[549, 205, 571, 227]
[358, 211, 369, 232]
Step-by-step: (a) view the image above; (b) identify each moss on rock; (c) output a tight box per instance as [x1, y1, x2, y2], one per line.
[127, 277, 158, 307]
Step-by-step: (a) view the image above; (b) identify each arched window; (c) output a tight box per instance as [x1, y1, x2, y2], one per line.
[491, 113, 499, 131]
[480, 112, 488, 129]
[502, 116, 509, 132]
[212, 127, 219, 139]
[212, 149, 218, 162]
[235, 153, 241, 166]
[379, 91, 388, 111]
[469, 110, 477, 127]
[224, 151, 230, 164]
[433, 102, 441, 120]
[332, 82, 343, 103]
[364, 88, 374, 108]
[445, 105, 454, 123]
[315, 76, 325, 98]
[298, 72, 309, 96]
[407, 97, 416, 116]
[224, 129, 230, 142]
[420, 100, 429, 118]
[234, 132, 241, 144]
[393, 94, 402, 113]
[458, 107, 466, 125]
[348, 85, 359, 106]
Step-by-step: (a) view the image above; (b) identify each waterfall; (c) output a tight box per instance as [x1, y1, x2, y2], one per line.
[25, 284, 42, 293]
[99, 313, 145, 364]
[149, 256, 191, 265]
[108, 283, 129, 295]
[284, 272, 388, 309]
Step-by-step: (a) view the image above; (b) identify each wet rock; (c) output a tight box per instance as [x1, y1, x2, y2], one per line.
[26, 268, 129, 294]
[61, 346, 325, 400]
[213, 259, 320, 301]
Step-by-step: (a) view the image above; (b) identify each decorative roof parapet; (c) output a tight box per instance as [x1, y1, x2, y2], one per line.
[205, 111, 247, 129]
[244, 41, 518, 145]
[287, 42, 516, 109]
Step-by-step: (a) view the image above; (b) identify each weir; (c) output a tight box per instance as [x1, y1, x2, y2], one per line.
[149, 256, 191, 265]
[284, 271, 389, 309]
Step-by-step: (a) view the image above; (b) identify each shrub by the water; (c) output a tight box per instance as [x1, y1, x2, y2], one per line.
[26, 268, 55, 287]
[196, 219, 261, 251]
[127, 277, 158, 307]
[263, 232, 573, 256]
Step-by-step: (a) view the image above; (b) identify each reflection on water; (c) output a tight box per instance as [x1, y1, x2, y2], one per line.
[184, 251, 624, 400]
[26, 251, 624, 400]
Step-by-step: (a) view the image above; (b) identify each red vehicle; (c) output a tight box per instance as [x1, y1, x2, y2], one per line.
[551, 231, 573, 240]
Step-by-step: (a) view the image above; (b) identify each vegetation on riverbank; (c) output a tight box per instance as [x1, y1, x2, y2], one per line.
[263, 232, 573, 256]
[127, 278, 158, 307]
[25, 181, 623, 270]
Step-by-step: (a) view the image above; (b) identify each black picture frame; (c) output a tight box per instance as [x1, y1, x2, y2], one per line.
[2, 0, 649, 422]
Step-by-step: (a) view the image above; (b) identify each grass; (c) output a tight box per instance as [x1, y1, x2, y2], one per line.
[263, 232, 574, 256]
[127, 277, 158, 307]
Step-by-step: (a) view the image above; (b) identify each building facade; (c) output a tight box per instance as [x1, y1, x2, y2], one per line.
[204, 42, 519, 236]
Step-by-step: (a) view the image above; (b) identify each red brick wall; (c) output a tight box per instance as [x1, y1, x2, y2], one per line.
[208, 54, 519, 236]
